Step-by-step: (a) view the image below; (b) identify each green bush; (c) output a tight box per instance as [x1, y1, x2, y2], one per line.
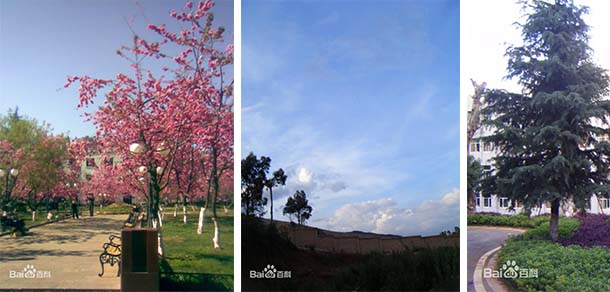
[499, 239, 610, 291]
[333, 247, 459, 291]
[520, 217, 580, 240]
[468, 213, 549, 228]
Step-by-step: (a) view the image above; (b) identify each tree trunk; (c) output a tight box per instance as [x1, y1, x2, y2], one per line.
[467, 80, 486, 215]
[467, 191, 476, 214]
[550, 199, 560, 241]
[197, 207, 206, 235]
[270, 187, 274, 224]
[223, 205, 228, 214]
[173, 202, 177, 217]
[152, 219, 165, 257]
[183, 205, 187, 224]
[212, 217, 221, 249]
[32, 210, 36, 222]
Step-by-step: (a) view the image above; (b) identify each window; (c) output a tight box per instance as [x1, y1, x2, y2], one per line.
[85, 174, 92, 181]
[483, 142, 492, 152]
[482, 165, 492, 178]
[476, 195, 480, 207]
[86, 158, 96, 168]
[469, 142, 480, 152]
[104, 157, 114, 166]
[499, 197, 510, 208]
[601, 198, 610, 209]
[483, 196, 492, 207]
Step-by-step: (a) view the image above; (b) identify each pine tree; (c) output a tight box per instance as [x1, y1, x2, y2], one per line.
[481, 0, 610, 241]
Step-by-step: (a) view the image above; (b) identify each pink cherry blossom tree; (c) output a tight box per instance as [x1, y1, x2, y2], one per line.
[66, 0, 233, 251]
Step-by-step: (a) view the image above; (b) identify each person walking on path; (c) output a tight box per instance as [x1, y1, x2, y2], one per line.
[87, 195, 94, 217]
[71, 199, 79, 219]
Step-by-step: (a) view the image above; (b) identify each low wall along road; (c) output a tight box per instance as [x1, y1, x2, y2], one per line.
[277, 223, 459, 254]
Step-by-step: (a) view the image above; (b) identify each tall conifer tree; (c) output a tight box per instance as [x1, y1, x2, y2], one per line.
[482, 0, 610, 241]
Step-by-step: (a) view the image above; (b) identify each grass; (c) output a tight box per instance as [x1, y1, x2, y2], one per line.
[333, 248, 459, 291]
[160, 209, 234, 291]
[497, 216, 603, 291]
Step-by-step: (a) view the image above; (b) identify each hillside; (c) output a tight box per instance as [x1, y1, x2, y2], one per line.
[243, 216, 459, 291]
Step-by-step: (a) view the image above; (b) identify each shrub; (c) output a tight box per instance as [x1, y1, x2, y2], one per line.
[520, 217, 580, 240]
[333, 247, 459, 291]
[499, 239, 610, 291]
[561, 214, 610, 248]
[468, 213, 549, 228]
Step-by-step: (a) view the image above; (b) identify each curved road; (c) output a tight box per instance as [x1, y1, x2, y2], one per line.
[0, 214, 125, 290]
[467, 226, 525, 292]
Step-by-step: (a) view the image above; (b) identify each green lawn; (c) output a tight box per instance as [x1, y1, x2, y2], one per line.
[160, 210, 234, 291]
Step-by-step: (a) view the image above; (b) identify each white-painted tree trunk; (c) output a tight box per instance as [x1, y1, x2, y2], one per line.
[158, 211, 163, 228]
[152, 219, 164, 257]
[158, 232, 164, 257]
[173, 203, 177, 217]
[197, 207, 206, 235]
[223, 205, 228, 214]
[183, 206, 187, 224]
[47, 211, 53, 221]
[212, 217, 221, 249]
[191, 205, 196, 212]
[32, 211, 36, 222]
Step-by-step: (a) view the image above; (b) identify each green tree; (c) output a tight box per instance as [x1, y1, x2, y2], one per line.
[467, 155, 483, 213]
[0, 108, 46, 155]
[283, 190, 312, 225]
[481, 0, 610, 241]
[241, 153, 270, 217]
[265, 168, 286, 224]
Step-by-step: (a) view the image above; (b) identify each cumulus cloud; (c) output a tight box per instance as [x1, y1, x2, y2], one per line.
[296, 167, 314, 185]
[326, 188, 460, 236]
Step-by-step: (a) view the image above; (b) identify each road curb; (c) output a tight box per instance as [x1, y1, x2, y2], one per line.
[474, 245, 501, 292]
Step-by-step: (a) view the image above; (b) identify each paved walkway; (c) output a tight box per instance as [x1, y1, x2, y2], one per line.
[0, 214, 125, 290]
[467, 226, 525, 292]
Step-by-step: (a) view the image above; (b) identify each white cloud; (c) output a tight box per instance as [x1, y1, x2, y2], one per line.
[326, 188, 460, 236]
[296, 167, 313, 185]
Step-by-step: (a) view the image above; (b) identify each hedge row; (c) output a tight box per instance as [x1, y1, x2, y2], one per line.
[468, 213, 549, 228]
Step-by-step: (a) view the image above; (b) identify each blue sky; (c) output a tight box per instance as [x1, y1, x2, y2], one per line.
[243, 0, 460, 236]
[0, 0, 233, 138]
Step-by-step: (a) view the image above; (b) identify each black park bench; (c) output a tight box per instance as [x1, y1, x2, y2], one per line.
[99, 207, 143, 277]
[98, 234, 121, 277]
[122, 206, 142, 228]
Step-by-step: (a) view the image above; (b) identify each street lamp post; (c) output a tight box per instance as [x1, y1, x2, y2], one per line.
[0, 168, 19, 212]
